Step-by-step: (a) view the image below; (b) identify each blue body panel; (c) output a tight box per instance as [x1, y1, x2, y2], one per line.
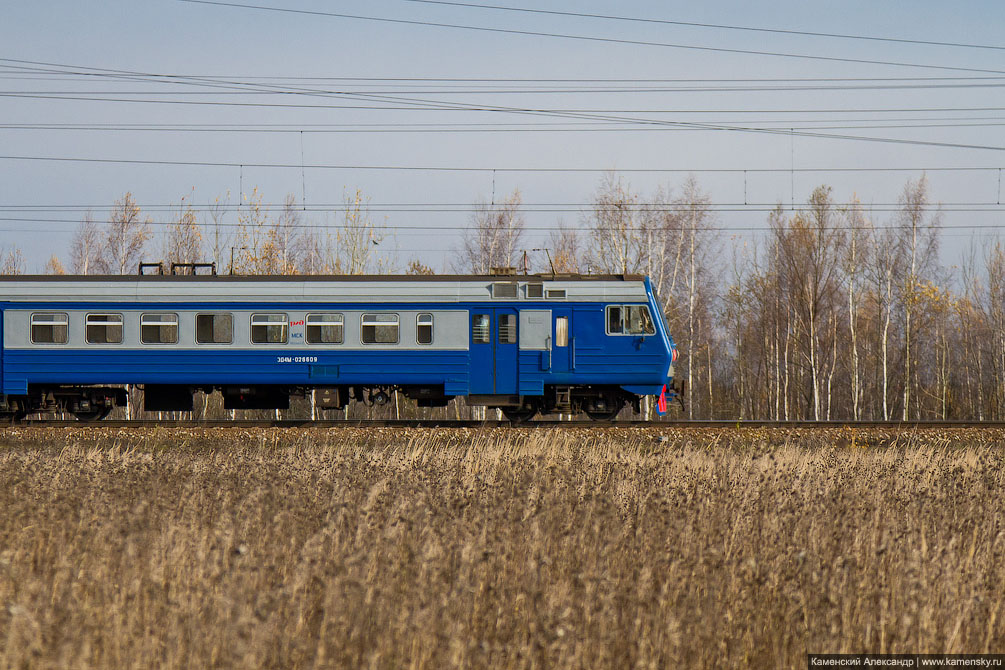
[1, 292, 676, 399]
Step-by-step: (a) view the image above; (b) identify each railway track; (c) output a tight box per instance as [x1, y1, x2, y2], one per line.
[8, 418, 1005, 429]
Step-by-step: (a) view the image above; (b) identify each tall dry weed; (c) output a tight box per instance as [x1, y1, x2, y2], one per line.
[0, 426, 1003, 669]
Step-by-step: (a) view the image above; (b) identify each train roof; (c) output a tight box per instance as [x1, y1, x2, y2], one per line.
[0, 273, 643, 282]
[0, 273, 653, 304]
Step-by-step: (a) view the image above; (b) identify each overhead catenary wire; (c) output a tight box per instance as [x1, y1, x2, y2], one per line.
[0, 204, 1000, 227]
[175, 0, 1005, 76]
[0, 154, 1001, 172]
[393, 0, 1005, 53]
[3, 121, 1005, 133]
[3, 67, 1002, 150]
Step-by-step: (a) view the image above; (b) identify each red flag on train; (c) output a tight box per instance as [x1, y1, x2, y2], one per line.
[657, 385, 668, 415]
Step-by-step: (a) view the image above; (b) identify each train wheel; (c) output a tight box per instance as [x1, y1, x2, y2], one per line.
[502, 407, 537, 424]
[6, 400, 28, 423]
[73, 407, 112, 422]
[585, 408, 620, 422]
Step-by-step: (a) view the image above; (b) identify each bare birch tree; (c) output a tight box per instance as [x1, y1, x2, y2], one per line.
[456, 189, 525, 274]
[105, 193, 152, 275]
[69, 212, 106, 274]
[896, 175, 941, 420]
[844, 200, 870, 420]
[307, 188, 390, 274]
[586, 174, 647, 275]
[674, 176, 716, 418]
[163, 196, 204, 267]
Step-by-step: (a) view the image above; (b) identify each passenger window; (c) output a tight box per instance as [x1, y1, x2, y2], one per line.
[472, 314, 490, 343]
[606, 306, 623, 334]
[555, 316, 568, 347]
[251, 313, 288, 344]
[306, 313, 343, 344]
[416, 313, 433, 345]
[361, 314, 398, 344]
[196, 313, 233, 344]
[498, 314, 516, 344]
[85, 313, 123, 344]
[625, 306, 656, 335]
[30, 312, 68, 344]
[141, 313, 178, 344]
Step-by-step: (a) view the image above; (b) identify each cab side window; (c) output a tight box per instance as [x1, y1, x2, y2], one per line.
[606, 305, 655, 335]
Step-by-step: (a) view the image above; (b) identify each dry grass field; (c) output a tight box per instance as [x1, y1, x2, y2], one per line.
[1, 426, 1003, 669]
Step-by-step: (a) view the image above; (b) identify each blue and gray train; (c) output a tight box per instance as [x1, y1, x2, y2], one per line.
[0, 273, 679, 421]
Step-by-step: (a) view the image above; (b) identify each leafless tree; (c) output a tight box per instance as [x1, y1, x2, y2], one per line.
[456, 189, 525, 273]
[307, 188, 390, 274]
[163, 196, 204, 267]
[547, 220, 582, 273]
[206, 193, 232, 272]
[895, 174, 941, 420]
[69, 212, 106, 274]
[105, 193, 152, 275]
[672, 177, 717, 418]
[0, 246, 25, 275]
[586, 173, 647, 275]
[843, 200, 870, 420]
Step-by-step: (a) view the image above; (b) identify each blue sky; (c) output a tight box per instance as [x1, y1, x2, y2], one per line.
[2, 0, 1004, 271]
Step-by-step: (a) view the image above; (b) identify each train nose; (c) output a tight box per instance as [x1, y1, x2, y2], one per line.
[667, 346, 679, 382]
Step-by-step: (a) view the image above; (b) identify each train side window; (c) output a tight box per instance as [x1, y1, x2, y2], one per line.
[306, 313, 343, 344]
[555, 316, 568, 347]
[416, 313, 433, 344]
[196, 313, 233, 344]
[498, 314, 516, 343]
[30, 312, 68, 344]
[471, 314, 490, 343]
[85, 313, 123, 344]
[625, 305, 656, 335]
[141, 313, 178, 344]
[361, 313, 399, 344]
[606, 306, 624, 334]
[251, 313, 288, 344]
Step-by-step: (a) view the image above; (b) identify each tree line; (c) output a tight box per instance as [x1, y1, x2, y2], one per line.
[4, 173, 1004, 421]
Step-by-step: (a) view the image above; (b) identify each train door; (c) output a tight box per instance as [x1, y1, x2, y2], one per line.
[469, 308, 519, 394]
[551, 308, 573, 374]
[494, 308, 518, 394]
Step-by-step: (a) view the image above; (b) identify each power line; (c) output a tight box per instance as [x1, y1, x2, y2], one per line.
[5, 58, 1005, 150]
[176, 0, 1005, 76]
[2, 201, 1002, 212]
[5, 66, 1005, 85]
[394, 0, 1005, 52]
[8, 93, 1005, 115]
[3, 121, 1005, 133]
[8, 81, 1005, 93]
[2, 155, 1003, 172]
[0, 214, 1000, 230]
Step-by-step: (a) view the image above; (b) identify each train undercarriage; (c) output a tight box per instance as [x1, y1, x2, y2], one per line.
[1, 383, 641, 423]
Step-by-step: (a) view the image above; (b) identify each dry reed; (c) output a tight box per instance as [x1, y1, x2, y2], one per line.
[0, 426, 1003, 669]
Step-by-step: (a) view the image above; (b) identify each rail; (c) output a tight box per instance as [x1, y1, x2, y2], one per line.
[7, 419, 1005, 429]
